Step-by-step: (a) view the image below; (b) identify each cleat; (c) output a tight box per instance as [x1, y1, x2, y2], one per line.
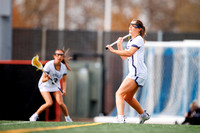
[29, 113, 39, 121]
[65, 116, 73, 122]
[139, 110, 150, 124]
[116, 115, 126, 123]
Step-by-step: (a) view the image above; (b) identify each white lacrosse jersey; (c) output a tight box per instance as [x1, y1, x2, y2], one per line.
[126, 35, 147, 80]
[38, 60, 67, 92]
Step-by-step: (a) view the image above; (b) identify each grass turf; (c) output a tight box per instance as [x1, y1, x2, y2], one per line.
[0, 121, 200, 133]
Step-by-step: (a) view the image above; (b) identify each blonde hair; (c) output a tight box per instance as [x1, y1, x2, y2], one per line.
[190, 100, 199, 110]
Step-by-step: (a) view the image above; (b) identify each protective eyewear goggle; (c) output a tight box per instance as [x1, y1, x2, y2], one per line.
[55, 53, 64, 57]
[129, 23, 142, 28]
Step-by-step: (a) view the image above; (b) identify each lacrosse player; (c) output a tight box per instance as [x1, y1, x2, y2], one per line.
[106, 20, 150, 124]
[30, 49, 72, 122]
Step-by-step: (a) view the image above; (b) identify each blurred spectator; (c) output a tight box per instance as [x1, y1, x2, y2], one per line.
[182, 100, 200, 125]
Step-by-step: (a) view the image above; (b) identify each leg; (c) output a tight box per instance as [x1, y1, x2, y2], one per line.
[53, 91, 72, 122]
[36, 92, 53, 115]
[30, 91, 53, 121]
[124, 89, 144, 115]
[117, 77, 150, 124]
[182, 118, 189, 125]
[124, 89, 150, 124]
[53, 91, 69, 116]
[185, 117, 200, 125]
[116, 77, 143, 115]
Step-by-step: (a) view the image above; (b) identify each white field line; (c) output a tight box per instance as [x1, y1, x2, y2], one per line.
[1, 121, 31, 125]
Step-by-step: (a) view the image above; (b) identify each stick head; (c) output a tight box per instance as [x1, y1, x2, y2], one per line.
[31, 55, 43, 70]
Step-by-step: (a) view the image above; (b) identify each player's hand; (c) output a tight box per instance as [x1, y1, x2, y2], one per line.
[106, 45, 114, 52]
[47, 75, 51, 80]
[62, 89, 67, 96]
[42, 73, 51, 82]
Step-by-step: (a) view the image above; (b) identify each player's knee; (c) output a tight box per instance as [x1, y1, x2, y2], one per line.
[124, 95, 131, 102]
[57, 101, 64, 106]
[46, 101, 53, 107]
[115, 91, 119, 98]
[115, 90, 123, 98]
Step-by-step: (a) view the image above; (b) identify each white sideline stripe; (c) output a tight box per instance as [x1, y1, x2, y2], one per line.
[1, 121, 31, 125]
[94, 115, 185, 124]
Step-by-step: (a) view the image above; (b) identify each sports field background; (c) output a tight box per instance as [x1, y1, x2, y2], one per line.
[1, 0, 200, 129]
[1, 121, 200, 133]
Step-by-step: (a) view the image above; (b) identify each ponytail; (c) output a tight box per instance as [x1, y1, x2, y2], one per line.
[55, 48, 72, 71]
[62, 59, 72, 71]
[134, 20, 146, 39]
[63, 48, 72, 71]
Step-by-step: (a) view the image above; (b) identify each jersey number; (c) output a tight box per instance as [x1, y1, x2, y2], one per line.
[52, 78, 58, 84]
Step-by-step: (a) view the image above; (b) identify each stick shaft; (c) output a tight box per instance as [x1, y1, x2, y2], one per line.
[105, 34, 131, 50]
[110, 34, 131, 46]
[32, 55, 63, 94]
[43, 71, 64, 94]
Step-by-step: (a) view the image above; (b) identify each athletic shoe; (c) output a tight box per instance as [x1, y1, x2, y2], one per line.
[116, 115, 126, 123]
[65, 116, 73, 122]
[139, 110, 150, 124]
[29, 113, 39, 121]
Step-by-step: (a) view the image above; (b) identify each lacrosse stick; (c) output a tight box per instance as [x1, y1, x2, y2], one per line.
[105, 34, 131, 50]
[31, 55, 63, 94]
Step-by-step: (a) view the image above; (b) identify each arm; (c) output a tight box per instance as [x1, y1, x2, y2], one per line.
[116, 37, 127, 60]
[62, 75, 67, 95]
[107, 45, 138, 57]
[41, 62, 51, 83]
[42, 72, 51, 82]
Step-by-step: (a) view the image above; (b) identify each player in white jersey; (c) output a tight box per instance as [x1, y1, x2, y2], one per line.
[29, 49, 73, 122]
[38, 60, 67, 92]
[107, 19, 150, 124]
[126, 35, 147, 85]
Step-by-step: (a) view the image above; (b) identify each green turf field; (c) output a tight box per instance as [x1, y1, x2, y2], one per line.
[0, 121, 200, 133]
